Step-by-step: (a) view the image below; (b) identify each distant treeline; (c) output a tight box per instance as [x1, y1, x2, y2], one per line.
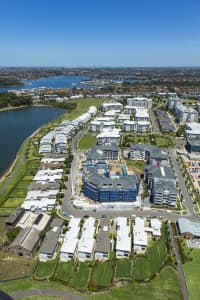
[0, 78, 22, 87]
[0, 92, 33, 109]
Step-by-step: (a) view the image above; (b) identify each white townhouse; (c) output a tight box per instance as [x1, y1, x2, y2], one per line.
[116, 217, 131, 258]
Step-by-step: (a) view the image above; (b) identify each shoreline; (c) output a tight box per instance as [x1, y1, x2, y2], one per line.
[0, 104, 54, 113]
[0, 105, 66, 181]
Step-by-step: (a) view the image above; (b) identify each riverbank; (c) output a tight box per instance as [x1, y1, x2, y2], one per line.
[0, 98, 103, 206]
[0, 104, 54, 113]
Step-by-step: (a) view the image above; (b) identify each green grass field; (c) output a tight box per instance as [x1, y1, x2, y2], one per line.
[72, 262, 91, 290]
[90, 266, 183, 300]
[183, 248, 200, 300]
[78, 134, 97, 150]
[134, 239, 167, 281]
[122, 134, 175, 148]
[125, 159, 145, 174]
[34, 259, 57, 279]
[0, 207, 15, 216]
[0, 252, 36, 280]
[0, 217, 7, 244]
[54, 261, 74, 283]
[115, 259, 132, 279]
[2, 198, 24, 208]
[90, 261, 115, 289]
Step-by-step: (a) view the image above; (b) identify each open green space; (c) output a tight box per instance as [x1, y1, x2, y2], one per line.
[0, 217, 7, 244]
[2, 198, 24, 208]
[90, 266, 183, 300]
[183, 248, 200, 300]
[0, 251, 36, 280]
[0, 207, 15, 216]
[8, 188, 27, 198]
[62, 98, 103, 121]
[78, 134, 97, 150]
[90, 261, 115, 290]
[14, 180, 32, 188]
[126, 159, 145, 174]
[121, 134, 175, 148]
[17, 297, 61, 300]
[34, 259, 57, 279]
[115, 259, 132, 280]
[54, 261, 74, 283]
[72, 262, 91, 290]
[134, 239, 167, 281]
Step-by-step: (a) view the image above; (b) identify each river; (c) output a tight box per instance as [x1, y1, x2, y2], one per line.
[0, 106, 65, 177]
[0, 75, 90, 93]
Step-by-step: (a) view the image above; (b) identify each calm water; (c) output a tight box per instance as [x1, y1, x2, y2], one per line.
[0, 106, 65, 176]
[0, 75, 90, 92]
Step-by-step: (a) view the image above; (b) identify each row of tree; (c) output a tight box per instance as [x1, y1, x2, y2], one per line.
[0, 92, 33, 109]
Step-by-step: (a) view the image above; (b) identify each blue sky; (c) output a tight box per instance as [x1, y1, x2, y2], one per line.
[0, 0, 200, 67]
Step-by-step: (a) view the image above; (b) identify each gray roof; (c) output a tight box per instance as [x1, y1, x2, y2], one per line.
[95, 219, 110, 253]
[50, 218, 64, 229]
[9, 227, 40, 252]
[28, 182, 60, 191]
[145, 165, 175, 181]
[178, 218, 200, 237]
[187, 139, 200, 146]
[153, 181, 178, 194]
[87, 174, 138, 190]
[6, 207, 25, 225]
[86, 144, 119, 161]
[39, 228, 60, 255]
[130, 144, 168, 160]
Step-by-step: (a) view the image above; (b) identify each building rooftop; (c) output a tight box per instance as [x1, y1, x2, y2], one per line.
[116, 217, 131, 253]
[6, 207, 25, 226]
[178, 218, 200, 237]
[95, 219, 110, 254]
[9, 226, 40, 252]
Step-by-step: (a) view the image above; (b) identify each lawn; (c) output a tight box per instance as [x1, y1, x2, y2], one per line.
[115, 259, 132, 280]
[15, 180, 32, 189]
[134, 239, 167, 281]
[0, 217, 7, 244]
[0, 207, 15, 216]
[183, 248, 200, 300]
[2, 198, 24, 208]
[89, 266, 183, 300]
[121, 134, 175, 148]
[34, 259, 57, 279]
[90, 260, 115, 289]
[72, 262, 91, 290]
[0, 277, 72, 295]
[0, 252, 36, 280]
[62, 98, 103, 121]
[125, 159, 145, 174]
[78, 134, 97, 150]
[54, 261, 74, 283]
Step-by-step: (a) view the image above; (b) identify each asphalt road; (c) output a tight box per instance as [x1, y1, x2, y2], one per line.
[169, 148, 195, 215]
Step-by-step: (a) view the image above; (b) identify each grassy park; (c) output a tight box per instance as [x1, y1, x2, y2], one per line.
[125, 159, 145, 174]
[54, 261, 74, 283]
[78, 134, 97, 150]
[134, 239, 167, 281]
[121, 134, 175, 148]
[89, 261, 115, 290]
[115, 259, 133, 279]
[34, 259, 57, 280]
[90, 266, 183, 300]
[183, 248, 200, 300]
